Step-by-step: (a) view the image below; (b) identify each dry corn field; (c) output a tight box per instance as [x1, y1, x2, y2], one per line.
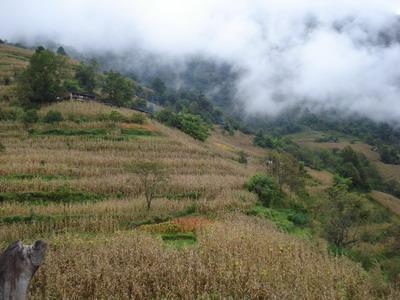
[1, 100, 399, 299]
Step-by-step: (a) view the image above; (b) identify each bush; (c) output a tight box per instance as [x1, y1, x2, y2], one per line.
[156, 109, 210, 141]
[43, 110, 63, 123]
[245, 174, 284, 207]
[22, 109, 39, 124]
[238, 151, 248, 164]
[0, 142, 5, 152]
[0, 106, 24, 121]
[108, 111, 125, 122]
[176, 112, 210, 141]
[129, 112, 146, 124]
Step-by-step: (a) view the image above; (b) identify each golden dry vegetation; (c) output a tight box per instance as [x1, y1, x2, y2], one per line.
[371, 191, 400, 216]
[1, 100, 398, 298]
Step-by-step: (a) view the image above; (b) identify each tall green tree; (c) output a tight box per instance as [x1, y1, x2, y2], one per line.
[324, 184, 369, 249]
[102, 70, 133, 106]
[17, 48, 68, 104]
[75, 60, 98, 92]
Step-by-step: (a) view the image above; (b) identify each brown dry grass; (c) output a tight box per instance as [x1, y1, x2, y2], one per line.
[28, 216, 391, 300]
[371, 191, 400, 216]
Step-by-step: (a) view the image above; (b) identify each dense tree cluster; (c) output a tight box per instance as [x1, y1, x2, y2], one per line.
[17, 47, 68, 104]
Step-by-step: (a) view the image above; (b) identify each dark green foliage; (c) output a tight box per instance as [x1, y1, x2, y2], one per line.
[43, 110, 63, 123]
[0, 190, 105, 204]
[324, 184, 369, 248]
[288, 212, 309, 226]
[156, 109, 210, 141]
[28, 127, 157, 138]
[254, 131, 280, 149]
[161, 232, 197, 248]
[0, 142, 5, 152]
[29, 128, 107, 136]
[3, 76, 11, 85]
[64, 79, 81, 92]
[102, 70, 133, 106]
[0, 106, 24, 121]
[151, 77, 166, 95]
[238, 151, 248, 164]
[17, 48, 68, 103]
[56, 46, 67, 56]
[338, 147, 369, 190]
[378, 145, 400, 165]
[120, 128, 158, 137]
[245, 174, 284, 207]
[0, 173, 75, 181]
[75, 60, 98, 92]
[246, 205, 310, 234]
[176, 112, 210, 141]
[22, 109, 39, 124]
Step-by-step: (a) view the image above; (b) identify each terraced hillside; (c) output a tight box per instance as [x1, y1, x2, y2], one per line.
[0, 100, 265, 242]
[1, 100, 396, 298]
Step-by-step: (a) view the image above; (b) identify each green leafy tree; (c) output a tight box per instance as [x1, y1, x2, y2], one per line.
[102, 70, 133, 106]
[17, 48, 68, 104]
[75, 60, 98, 92]
[324, 184, 369, 249]
[245, 173, 283, 207]
[176, 112, 210, 141]
[155, 110, 210, 141]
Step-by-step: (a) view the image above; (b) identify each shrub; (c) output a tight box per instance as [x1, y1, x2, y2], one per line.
[129, 112, 146, 124]
[0, 106, 24, 121]
[22, 109, 39, 124]
[238, 151, 248, 164]
[156, 109, 210, 141]
[108, 110, 125, 122]
[43, 110, 63, 123]
[176, 112, 210, 141]
[245, 174, 284, 207]
[0, 142, 5, 152]
[288, 212, 309, 226]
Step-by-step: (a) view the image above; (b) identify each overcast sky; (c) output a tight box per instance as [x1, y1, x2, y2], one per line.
[2, 0, 400, 122]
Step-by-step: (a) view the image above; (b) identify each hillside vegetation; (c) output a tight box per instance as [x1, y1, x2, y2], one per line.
[1, 43, 400, 299]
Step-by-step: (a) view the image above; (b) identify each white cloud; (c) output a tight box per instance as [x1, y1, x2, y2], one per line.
[1, 0, 400, 122]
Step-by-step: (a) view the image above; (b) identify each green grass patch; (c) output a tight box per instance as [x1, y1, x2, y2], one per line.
[0, 173, 76, 181]
[246, 205, 311, 236]
[161, 232, 197, 248]
[28, 128, 108, 136]
[0, 189, 106, 204]
[120, 128, 160, 137]
[27, 127, 160, 139]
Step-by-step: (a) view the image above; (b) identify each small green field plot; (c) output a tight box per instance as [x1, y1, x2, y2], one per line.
[27, 127, 160, 138]
[161, 232, 197, 248]
[0, 190, 106, 204]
